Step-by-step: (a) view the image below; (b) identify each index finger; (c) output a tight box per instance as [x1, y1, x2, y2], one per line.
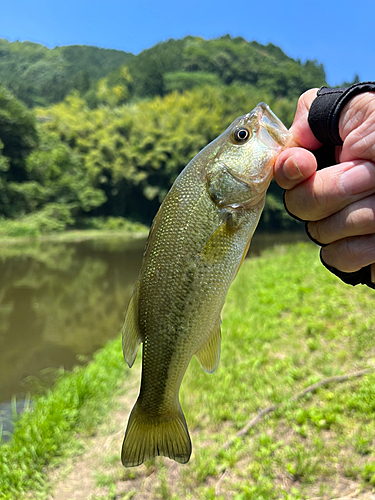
[284, 160, 375, 222]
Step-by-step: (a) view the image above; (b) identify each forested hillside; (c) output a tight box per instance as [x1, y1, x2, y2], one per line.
[0, 36, 326, 109]
[0, 36, 329, 236]
[120, 36, 325, 99]
[0, 39, 133, 107]
[85, 36, 327, 107]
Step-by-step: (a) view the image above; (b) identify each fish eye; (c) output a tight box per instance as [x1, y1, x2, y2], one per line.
[232, 127, 251, 144]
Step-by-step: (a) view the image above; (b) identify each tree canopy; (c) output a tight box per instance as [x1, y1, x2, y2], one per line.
[0, 83, 299, 234]
[0, 36, 327, 109]
[97, 36, 326, 105]
[0, 35, 331, 236]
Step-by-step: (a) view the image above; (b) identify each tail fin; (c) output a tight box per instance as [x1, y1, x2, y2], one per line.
[121, 399, 191, 467]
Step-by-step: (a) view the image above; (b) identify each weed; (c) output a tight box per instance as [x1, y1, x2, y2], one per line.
[95, 471, 116, 488]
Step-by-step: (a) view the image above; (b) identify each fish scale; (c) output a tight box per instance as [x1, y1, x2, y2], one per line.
[121, 103, 291, 467]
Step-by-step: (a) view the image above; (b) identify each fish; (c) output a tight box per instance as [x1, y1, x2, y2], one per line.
[121, 103, 291, 467]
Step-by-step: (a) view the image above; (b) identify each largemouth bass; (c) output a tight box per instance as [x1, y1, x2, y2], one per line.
[121, 103, 291, 467]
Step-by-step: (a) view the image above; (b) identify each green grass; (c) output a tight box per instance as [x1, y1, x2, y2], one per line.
[2, 241, 375, 499]
[178, 242, 375, 499]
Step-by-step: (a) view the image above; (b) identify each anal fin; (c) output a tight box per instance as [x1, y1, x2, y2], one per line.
[122, 287, 142, 368]
[195, 319, 221, 373]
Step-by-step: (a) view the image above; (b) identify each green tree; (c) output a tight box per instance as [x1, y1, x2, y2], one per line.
[101, 35, 326, 105]
[0, 87, 105, 228]
[88, 66, 133, 108]
[164, 71, 221, 92]
[36, 84, 297, 227]
[0, 35, 326, 108]
[0, 36, 329, 234]
[0, 84, 38, 175]
[24, 129, 106, 214]
[182, 37, 326, 98]
[0, 85, 39, 217]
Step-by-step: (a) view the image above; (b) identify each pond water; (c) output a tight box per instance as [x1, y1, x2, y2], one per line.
[0, 230, 309, 436]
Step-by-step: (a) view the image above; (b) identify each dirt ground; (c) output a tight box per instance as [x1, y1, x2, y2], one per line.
[48, 365, 185, 500]
[48, 364, 375, 500]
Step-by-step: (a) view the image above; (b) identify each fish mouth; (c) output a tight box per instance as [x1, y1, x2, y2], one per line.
[253, 103, 292, 150]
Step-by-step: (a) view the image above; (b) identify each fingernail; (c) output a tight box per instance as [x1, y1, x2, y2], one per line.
[283, 155, 303, 181]
[340, 164, 375, 196]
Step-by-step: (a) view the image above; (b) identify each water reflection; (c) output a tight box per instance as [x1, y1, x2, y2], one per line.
[0, 230, 309, 409]
[0, 235, 147, 405]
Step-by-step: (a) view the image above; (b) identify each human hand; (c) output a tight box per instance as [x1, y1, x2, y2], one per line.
[274, 86, 375, 285]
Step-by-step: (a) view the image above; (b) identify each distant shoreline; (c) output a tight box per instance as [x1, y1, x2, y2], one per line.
[0, 228, 149, 246]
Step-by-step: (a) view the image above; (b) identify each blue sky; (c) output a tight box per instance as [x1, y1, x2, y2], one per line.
[1, 0, 373, 87]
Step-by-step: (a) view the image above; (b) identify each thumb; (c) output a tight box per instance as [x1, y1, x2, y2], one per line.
[274, 89, 321, 190]
[290, 88, 322, 150]
[274, 147, 317, 190]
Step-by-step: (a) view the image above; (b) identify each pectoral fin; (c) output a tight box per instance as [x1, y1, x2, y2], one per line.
[122, 288, 142, 368]
[195, 319, 221, 373]
[200, 215, 234, 262]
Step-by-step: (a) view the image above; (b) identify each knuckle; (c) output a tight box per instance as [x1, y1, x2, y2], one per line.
[283, 190, 301, 219]
[306, 174, 328, 220]
[349, 132, 375, 163]
[300, 88, 319, 110]
[344, 205, 363, 232]
[341, 238, 360, 263]
[284, 169, 335, 222]
[307, 221, 326, 245]
[361, 235, 375, 263]
[338, 235, 375, 271]
[345, 195, 375, 232]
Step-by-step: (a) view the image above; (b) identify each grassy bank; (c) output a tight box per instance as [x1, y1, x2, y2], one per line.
[0, 228, 148, 250]
[1, 242, 375, 499]
[0, 216, 149, 243]
[0, 339, 127, 499]
[179, 242, 375, 499]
